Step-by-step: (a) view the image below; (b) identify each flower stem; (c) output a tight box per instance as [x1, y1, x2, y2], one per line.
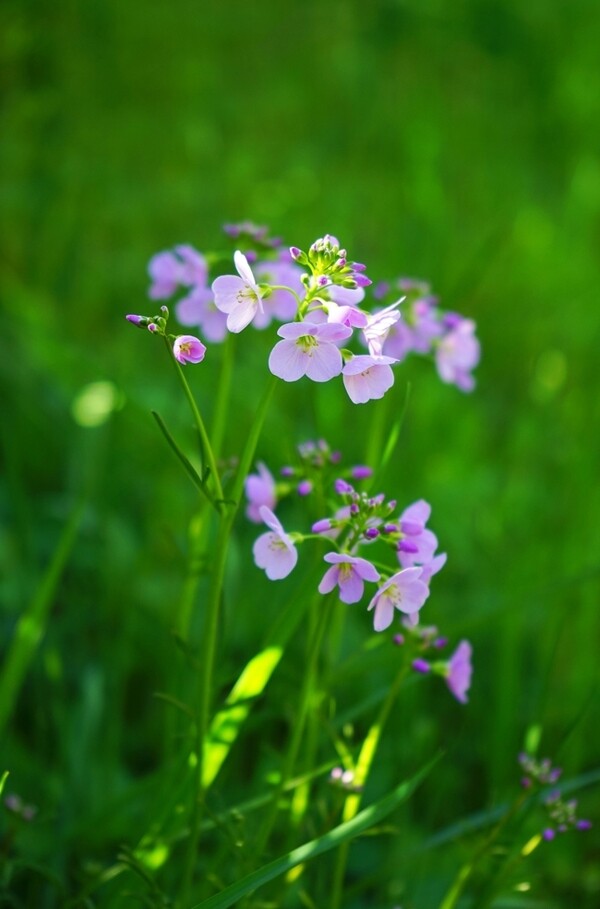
[164, 336, 225, 509]
[330, 663, 409, 909]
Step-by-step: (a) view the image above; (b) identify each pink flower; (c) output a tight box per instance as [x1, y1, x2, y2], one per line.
[318, 553, 380, 604]
[342, 355, 397, 404]
[172, 335, 206, 365]
[212, 251, 265, 333]
[269, 321, 352, 383]
[148, 246, 207, 299]
[368, 568, 429, 632]
[253, 506, 298, 580]
[435, 318, 480, 392]
[362, 300, 402, 356]
[176, 286, 229, 343]
[245, 462, 277, 523]
[445, 640, 473, 703]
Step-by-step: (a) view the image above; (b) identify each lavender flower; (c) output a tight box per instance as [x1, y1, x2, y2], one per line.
[253, 506, 298, 580]
[268, 321, 352, 383]
[318, 553, 380, 604]
[342, 354, 397, 404]
[176, 286, 229, 343]
[245, 462, 277, 523]
[368, 568, 429, 632]
[212, 251, 265, 333]
[435, 317, 480, 391]
[445, 640, 473, 703]
[148, 245, 207, 299]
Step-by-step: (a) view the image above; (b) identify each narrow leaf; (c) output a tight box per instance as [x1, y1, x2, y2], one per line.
[190, 754, 440, 909]
[152, 411, 216, 510]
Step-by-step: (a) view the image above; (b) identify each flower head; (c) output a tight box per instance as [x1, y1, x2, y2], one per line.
[435, 318, 480, 392]
[245, 462, 277, 523]
[269, 321, 351, 383]
[253, 506, 298, 580]
[172, 335, 206, 365]
[318, 553, 380, 604]
[212, 251, 265, 333]
[148, 246, 207, 299]
[445, 640, 473, 703]
[368, 567, 429, 632]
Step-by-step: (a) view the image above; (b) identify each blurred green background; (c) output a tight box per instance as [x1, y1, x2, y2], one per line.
[2, 0, 600, 905]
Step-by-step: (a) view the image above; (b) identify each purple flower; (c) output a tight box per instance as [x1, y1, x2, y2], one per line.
[268, 321, 352, 383]
[435, 318, 480, 392]
[252, 259, 304, 327]
[172, 335, 206, 365]
[176, 286, 229, 343]
[368, 568, 429, 632]
[445, 640, 473, 704]
[362, 301, 402, 356]
[253, 506, 298, 580]
[148, 246, 207, 299]
[212, 251, 265, 333]
[411, 298, 443, 352]
[342, 354, 397, 404]
[245, 462, 276, 523]
[318, 553, 380, 604]
[381, 320, 415, 361]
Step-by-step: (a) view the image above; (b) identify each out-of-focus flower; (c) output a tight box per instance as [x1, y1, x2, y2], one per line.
[445, 640, 473, 703]
[245, 462, 277, 523]
[148, 246, 207, 299]
[253, 506, 298, 580]
[435, 317, 480, 392]
[176, 286, 229, 343]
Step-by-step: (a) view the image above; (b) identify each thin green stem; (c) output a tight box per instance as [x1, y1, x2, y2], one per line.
[164, 336, 225, 508]
[330, 663, 409, 909]
[179, 375, 279, 905]
[437, 792, 528, 909]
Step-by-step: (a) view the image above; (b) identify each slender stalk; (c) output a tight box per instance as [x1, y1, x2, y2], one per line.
[330, 664, 409, 909]
[252, 596, 332, 863]
[437, 793, 528, 909]
[179, 375, 279, 904]
[164, 337, 224, 508]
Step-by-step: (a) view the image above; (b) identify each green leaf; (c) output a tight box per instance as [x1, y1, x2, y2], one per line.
[190, 754, 440, 909]
[151, 411, 217, 510]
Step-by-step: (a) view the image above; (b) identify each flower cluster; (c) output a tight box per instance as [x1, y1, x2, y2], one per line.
[131, 223, 480, 398]
[394, 623, 473, 704]
[373, 278, 481, 391]
[247, 445, 446, 633]
[518, 753, 592, 841]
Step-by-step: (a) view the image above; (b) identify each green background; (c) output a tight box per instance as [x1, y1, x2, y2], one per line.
[1, 0, 599, 905]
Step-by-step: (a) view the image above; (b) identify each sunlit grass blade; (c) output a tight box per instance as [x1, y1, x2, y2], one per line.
[0, 497, 85, 736]
[190, 754, 440, 909]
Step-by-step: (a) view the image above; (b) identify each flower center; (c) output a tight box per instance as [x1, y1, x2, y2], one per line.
[297, 334, 318, 352]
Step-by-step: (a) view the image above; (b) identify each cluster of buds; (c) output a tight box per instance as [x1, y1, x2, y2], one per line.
[518, 753, 592, 841]
[394, 623, 473, 704]
[290, 234, 372, 293]
[126, 306, 206, 365]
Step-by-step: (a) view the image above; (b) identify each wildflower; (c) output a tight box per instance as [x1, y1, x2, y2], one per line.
[172, 335, 206, 365]
[318, 553, 380, 604]
[253, 506, 298, 580]
[362, 300, 402, 356]
[176, 286, 229, 343]
[342, 354, 397, 404]
[445, 640, 473, 703]
[368, 568, 429, 632]
[245, 462, 277, 523]
[212, 251, 265, 333]
[435, 317, 480, 391]
[268, 321, 352, 383]
[148, 245, 207, 299]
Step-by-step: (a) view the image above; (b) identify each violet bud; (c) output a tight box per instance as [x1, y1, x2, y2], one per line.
[393, 634, 405, 646]
[125, 313, 146, 326]
[148, 322, 159, 333]
[542, 828, 556, 841]
[364, 527, 379, 540]
[383, 523, 398, 534]
[312, 518, 332, 534]
[398, 540, 419, 554]
[334, 479, 354, 495]
[433, 636, 448, 649]
[412, 658, 431, 674]
[280, 466, 295, 477]
[577, 820, 592, 830]
[351, 465, 373, 480]
[297, 480, 312, 496]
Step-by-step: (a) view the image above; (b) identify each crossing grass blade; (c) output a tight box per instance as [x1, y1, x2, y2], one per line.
[190, 754, 440, 909]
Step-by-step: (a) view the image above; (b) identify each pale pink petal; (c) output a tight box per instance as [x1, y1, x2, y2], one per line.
[269, 339, 309, 381]
[234, 250, 257, 286]
[305, 343, 343, 382]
